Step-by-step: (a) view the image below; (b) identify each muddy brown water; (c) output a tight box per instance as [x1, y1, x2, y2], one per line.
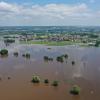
[0, 43, 100, 100]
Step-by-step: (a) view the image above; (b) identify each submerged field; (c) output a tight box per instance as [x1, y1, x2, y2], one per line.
[0, 41, 100, 100]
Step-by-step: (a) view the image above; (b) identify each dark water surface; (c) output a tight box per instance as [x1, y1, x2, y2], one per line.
[0, 43, 100, 100]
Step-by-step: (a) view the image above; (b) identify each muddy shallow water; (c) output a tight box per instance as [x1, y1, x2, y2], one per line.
[0, 43, 100, 100]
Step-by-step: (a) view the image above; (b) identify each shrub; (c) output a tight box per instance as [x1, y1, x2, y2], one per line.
[26, 53, 30, 58]
[47, 48, 51, 50]
[52, 81, 59, 86]
[56, 56, 64, 63]
[44, 56, 53, 61]
[13, 52, 18, 57]
[22, 54, 25, 57]
[44, 56, 49, 61]
[8, 77, 11, 80]
[72, 61, 75, 65]
[70, 85, 80, 95]
[22, 53, 30, 58]
[0, 49, 8, 55]
[32, 75, 40, 83]
[64, 54, 68, 59]
[48, 58, 53, 61]
[44, 79, 49, 84]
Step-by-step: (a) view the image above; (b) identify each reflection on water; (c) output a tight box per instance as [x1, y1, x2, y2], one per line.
[0, 42, 100, 100]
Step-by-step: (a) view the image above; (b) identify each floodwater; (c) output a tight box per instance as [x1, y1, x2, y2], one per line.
[0, 42, 100, 100]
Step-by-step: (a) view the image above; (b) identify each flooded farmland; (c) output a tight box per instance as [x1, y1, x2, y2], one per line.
[0, 42, 100, 100]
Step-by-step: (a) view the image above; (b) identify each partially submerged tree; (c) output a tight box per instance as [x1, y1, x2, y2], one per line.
[0, 49, 8, 56]
[22, 54, 25, 57]
[22, 53, 30, 59]
[13, 52, 18, 57]
[72, 61, 75, 65]
[44, 79, 49, 84]
[52, 81, 59, 86]
[44, 56, 53, 61]
[70, 85, 80, 95]
[56, 56, 64, 63]
[64, 54, 68, 59]
[32, 75, 40, 83]
[95, 40, 100, 47]
[44, 56, 49, 61]
[26, 53, 30, 58]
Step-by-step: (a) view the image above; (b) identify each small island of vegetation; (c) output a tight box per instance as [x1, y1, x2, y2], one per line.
[44, 79, 49, 84]
[13, 52, 19, 57]
[22, 53, 30, 59]
[52, 81, 59, 87]
[0, 49, 8, 56]
[44, 56, 53, 61]
[31, 75, 40, 83]
[70, 85, 80, 95]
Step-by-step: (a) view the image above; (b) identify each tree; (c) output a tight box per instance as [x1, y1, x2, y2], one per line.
[13, 52, 18, 57]
[44, 79, 49, 84]
[0, 49, 8, 55]
[32, 75, 40, 83]
[72, 61, 75, 65]
[44, 56, 49, 61]
[52, 81, 59, 86]
[70, 85, 80, 95]
[64, 54, 68, 59]
[56, 56, 64, 63]
[95, 40, 100, 47]
[26, 53, 30, 58]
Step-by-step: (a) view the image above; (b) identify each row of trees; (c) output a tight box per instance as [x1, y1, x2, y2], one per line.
[0, 49, 31, 59]
[0, 50, 75, 66]
[44, 54, 75, 65]
[13, 52, 30, 59]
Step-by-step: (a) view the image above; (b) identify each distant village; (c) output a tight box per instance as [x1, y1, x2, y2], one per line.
[3, 33, 100, 46]
[19, 33, 99, 44]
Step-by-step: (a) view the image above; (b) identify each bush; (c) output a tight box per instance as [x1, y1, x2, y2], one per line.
[44, 56, 53, 61]
[22, 54, 25, 57]
[22, 53, 30, 58]
[44, 79, 49, 84]
[47, 48, 51, 50]
[72, 61, 75, 65]
[48, 58, 53, 61]
[56, 56, 64, 63]
[44, 56, 49, 61]
[0, 49, 8, 55]
[8, 77, 11, 80]
[13, 52, 18, 57]
[32, 75, 40, 83]
[26, 53, 30, 58]
[52, 81, 59, 86]
[64, 54, 68, 59]
[70, 85, 80, 95]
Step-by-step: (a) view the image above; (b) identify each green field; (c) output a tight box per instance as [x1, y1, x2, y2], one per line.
[20, 40, 89, 46]
[20, 41, 73, 46]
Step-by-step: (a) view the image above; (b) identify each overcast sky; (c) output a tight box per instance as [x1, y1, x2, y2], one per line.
[0, 0, 100, 26]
